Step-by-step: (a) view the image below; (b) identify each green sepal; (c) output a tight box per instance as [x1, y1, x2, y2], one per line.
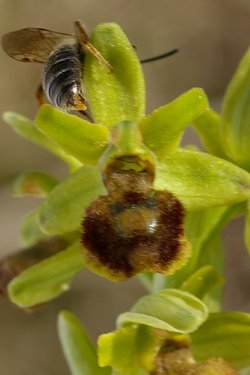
[191, 312, 250, 370]
[36, 104, 110, 165]
[180, 265, 223, 300]
[11, 170, 58, 197]
[3, 111, 81, 169]
[221, 47, 250, 170]
[8, 241, 83, 308]
[20, 211, 48, 246]
[118, 289, 208, 334]
[192, 108, 227, 158]
[155, 149, 250, 211]
[85, 23, 145, 127]
[38, 166, 106, 235]
[58, 311, 110, 375]
[139, 88, 208, 158]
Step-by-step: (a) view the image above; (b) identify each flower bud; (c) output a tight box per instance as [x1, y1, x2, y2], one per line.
[151, 335, 237, 375]
[0, 237, 67, 298]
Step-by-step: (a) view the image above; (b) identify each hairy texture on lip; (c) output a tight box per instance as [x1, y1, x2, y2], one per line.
[81, 189, 190, 281]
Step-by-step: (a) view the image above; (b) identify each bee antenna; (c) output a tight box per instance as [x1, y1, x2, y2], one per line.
[140, 48, 178, 64]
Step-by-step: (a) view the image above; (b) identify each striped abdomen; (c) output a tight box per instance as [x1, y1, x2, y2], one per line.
[43, 44, 86, 111]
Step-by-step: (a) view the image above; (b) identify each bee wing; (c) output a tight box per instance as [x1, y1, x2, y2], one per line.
[2, 28, 75, 63]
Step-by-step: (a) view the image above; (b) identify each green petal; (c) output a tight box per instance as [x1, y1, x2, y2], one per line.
[38, 166, 106, 235]
[36, 104, 110, 165]
[192, 108, 227, 158]
[221, 47, 250, 170]
[180, 265, 223, 300]
[11, 170, 58, 197]
[8, 241, 83, 308]
[139, 88, 208, 158]
[85, 23, 145, 127]
[3, 111, 81, 169]
[155, 149, 250, 211]
[58, 311, 110, 375]
[191, 312, 250, 369]
[118, 289, 208, 333]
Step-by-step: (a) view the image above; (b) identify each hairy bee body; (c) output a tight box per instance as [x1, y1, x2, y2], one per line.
[2, 21, 177, 114]
[1, 21, 100, 113]
[43, 45, 86, 111]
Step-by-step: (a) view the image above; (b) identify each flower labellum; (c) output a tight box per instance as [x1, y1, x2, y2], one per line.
[81, 121, 190, 281]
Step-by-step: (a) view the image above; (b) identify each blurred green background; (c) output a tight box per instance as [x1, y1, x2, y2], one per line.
[0, 0, 250, 374]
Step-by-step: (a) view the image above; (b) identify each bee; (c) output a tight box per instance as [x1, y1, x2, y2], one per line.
[81, 122, 190, 281]
[1, 21, 112, 116]
[2, 21, 178, 117]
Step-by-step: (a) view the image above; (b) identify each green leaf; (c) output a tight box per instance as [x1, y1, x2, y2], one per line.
[180, 265, 223, 300]
[58, 311, 110, 375]
[20, 211, 48, 246]
[184, 214, 226, 312]
[153, 204, 244, 308]
[191, 312, 250, 369]
[36, 104, 110, 165]
[192, 108, 227, 158]
[8, 241, 83, 308]
[139, 88, 208, 158]
[3, 111, 81, 169]
[38, 165, 106, 235]
[85, 23, 145, 127]
[155, 149, 250, 211]
[118, 289, 208, 333]
[244, 200, 250, 255]
[184, 203, 244, 283]
[196, 235, 224, 312]
[11, 170, 58, 197]
[221, 47, 250, 170]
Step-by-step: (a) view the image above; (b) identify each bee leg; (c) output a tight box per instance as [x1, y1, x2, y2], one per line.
[36, 83, 46, 106]
[74, 20, 113, 72]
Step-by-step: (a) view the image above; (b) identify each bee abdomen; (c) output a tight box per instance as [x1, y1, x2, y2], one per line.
[43, 45, 86, 111]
